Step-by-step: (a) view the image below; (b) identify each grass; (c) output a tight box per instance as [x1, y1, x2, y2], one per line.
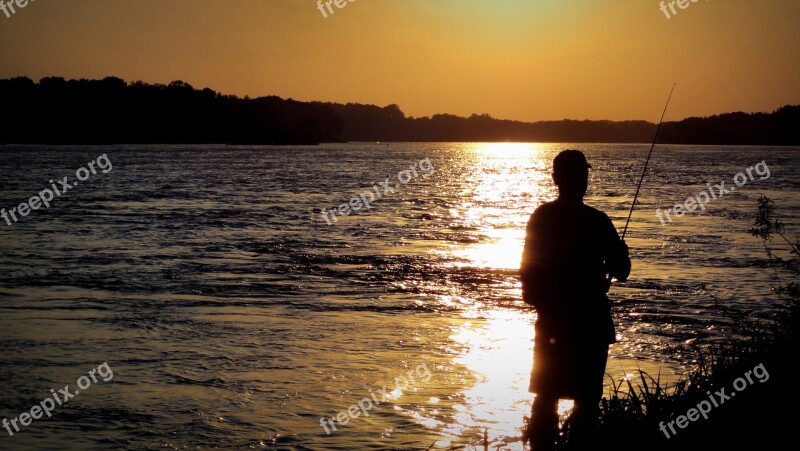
[582, 196, 800, 451]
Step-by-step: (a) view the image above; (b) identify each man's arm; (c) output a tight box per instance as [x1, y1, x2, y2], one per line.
[520, 211, 557, 309]
[604, 217, 631, 282]
[520, 214, 536, 305]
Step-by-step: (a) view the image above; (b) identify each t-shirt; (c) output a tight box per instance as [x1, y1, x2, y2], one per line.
[520, 199, 629, 340]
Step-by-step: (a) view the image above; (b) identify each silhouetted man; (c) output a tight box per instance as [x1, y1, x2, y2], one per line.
[520, 150, 630, 450]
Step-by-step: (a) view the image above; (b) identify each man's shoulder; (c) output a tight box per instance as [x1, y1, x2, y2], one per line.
[528, 202, 614, 233]
[532, 201, 557, 214]
[529, 201, 559, 222]
[533, 201, 610, 220]
[580, 203, 612, 222]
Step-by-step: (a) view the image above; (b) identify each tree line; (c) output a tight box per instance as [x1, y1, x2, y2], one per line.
[0, 76, 341, 145]
[1, 76, 797, 145]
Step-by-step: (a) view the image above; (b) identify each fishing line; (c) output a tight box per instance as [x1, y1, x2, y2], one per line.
[621, 83, 677, 240]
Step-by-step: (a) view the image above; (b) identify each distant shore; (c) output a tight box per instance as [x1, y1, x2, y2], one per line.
[1, 76, 798, 146]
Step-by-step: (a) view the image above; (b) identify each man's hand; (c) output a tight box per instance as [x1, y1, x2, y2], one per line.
[608, 240, 631, 283]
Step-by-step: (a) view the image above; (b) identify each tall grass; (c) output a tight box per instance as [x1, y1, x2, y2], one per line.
[584, 196, 799, 451]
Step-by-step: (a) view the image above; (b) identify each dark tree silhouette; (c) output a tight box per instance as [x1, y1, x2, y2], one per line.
[1, 76, 797, 145]
[0, 76, 342, 145]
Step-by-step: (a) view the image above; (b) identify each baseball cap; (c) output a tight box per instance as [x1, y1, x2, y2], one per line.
[553, 150, 592, 175]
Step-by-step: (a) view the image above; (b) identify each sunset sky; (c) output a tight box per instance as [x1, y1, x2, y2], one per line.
[1, 0, 798, 122]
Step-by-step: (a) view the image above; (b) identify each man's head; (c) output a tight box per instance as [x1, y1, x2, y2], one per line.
[552, 149, 591, 201]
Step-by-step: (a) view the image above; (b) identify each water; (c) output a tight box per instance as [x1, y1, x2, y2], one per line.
[0, 143, 798, 450]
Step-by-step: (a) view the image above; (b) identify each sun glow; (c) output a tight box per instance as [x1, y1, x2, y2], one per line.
[444, 143, 555, 270]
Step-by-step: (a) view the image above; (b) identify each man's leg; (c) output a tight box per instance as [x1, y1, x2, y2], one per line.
[529, 394, 559, 451]
[565, 344, 609, 448]
[565, 395, 601, 448]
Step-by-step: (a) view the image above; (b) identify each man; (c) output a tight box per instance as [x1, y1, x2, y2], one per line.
[520, 150, 631, 450]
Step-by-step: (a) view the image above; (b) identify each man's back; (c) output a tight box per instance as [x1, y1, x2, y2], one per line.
[520, 199, 628, 342]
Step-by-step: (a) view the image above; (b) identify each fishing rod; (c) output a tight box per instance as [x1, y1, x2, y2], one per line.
[621, 83, 676, 240]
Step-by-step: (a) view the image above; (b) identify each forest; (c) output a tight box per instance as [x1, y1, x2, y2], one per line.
[1, 76, 797, 145]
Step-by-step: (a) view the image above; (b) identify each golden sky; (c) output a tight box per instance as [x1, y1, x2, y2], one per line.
[1, 0, 798, 122]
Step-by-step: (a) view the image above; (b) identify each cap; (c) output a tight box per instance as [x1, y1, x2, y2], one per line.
[553, 150, 591, 175]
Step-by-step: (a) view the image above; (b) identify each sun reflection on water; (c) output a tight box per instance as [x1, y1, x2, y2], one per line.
[446, 143, 555, 270]
[451, 228, 524, 270]
[429, 310, 577, 449]
[428, 143, 575, 448]
[422, 143, 680, 448]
